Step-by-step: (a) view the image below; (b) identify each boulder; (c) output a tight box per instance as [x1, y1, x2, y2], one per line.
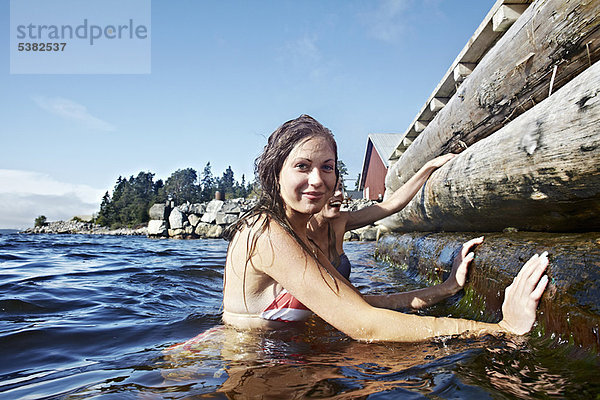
[344, 231, 360, 241]
[188, 214, 201, 227]
[168, 228, 185, 238]
[201, 200, 224, 223]
[206, 199, 224, 213]
[207, 224, 224, 238]
[222, 202, 242, 214]
[177, 202, 191, 214]
[194, 222, 212, 237]
[148, 203, 168, 220]
[356, 226, 378, 241]
[169, 208, 185, 229]
[201, 212, 217, 224]
[147, 220, 168, 236]
[216, 212, 238, 225]
[189, 203, 206, 214]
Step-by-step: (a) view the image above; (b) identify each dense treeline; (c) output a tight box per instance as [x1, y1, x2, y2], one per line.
[95, 160, 350, 228]
[95, 163, 254, 228]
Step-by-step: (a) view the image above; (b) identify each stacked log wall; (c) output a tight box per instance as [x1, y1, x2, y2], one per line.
[380, 60, 600, 232]
[386, 0, 600, 196]
[374, 0, 600, 352]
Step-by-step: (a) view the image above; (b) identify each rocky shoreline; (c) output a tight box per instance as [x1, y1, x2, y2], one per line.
[22, 220, 147, 236]
[23, 198, 382, 241]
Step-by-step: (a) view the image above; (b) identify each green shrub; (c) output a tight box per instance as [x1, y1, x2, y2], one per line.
[34, 215, 47, 227]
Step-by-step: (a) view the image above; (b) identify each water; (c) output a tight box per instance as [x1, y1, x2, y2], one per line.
[0, 232, 598, 399]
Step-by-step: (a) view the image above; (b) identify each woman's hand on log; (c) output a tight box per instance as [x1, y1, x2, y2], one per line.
[499, 252, 549, 335]
[423, 153, 456, 170]
[444, 236, 484, 294]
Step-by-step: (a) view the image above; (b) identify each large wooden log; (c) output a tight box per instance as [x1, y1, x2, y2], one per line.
[386, 0, 600, 193]
[380, 60, 600, 233]
[375, 232, 600, 350]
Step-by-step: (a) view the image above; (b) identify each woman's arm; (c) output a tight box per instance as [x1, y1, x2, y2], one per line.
[364, 237, 483, 310]
[346, 154, 455, 231]
[257, 224, 548, 342]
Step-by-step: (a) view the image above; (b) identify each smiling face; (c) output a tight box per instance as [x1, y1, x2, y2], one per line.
[320, 180, 344, 220]
[279, 136, 337, 219]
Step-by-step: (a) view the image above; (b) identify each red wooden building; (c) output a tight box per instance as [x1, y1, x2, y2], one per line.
[358, 133, 404, 200]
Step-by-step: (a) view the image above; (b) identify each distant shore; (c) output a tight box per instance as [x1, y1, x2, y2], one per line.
[22, 220, 147, 236]
[20, 197, 382, 241]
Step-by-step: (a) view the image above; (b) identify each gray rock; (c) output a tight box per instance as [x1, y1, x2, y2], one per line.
[201, 200, 224, 223]
[201, 212, 217, 224]
[355, 225, 378, 241]
[168, 228, 184, 238]
[207, 224, 223, 238]
[188, 214, 201, 227]
[177, 202, 191, 214]
[216, 212, 238, 225]
[194, 222, 212, 237]
[342, 199, 376, 212]
[222, 203, 242, 214]
[189, 203, 206, 214]
[148, 204, 168, 220]
[169, 208, 185, 229]
[344, 231, 360, 241]
[206, 199, 224, 213]
[148, 220, 168, 236]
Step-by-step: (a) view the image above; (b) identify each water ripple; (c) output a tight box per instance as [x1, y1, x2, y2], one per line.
[0, 235, 597, 399]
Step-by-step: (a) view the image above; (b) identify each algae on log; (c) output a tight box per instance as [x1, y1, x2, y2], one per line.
[380, 60, 600, 233]
[386, 0, 600, 193]
[375, 232, 600, 350]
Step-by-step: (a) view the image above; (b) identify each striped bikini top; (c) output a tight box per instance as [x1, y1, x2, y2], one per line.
[260, 259, 351, 322]
[260, 288, 313, 322]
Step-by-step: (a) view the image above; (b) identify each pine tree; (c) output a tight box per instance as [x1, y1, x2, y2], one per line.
[337, 159, 349, 192]
[200, 162, 215, 202]
[220, 166, 235, 199]
[162, 168, 199, 205]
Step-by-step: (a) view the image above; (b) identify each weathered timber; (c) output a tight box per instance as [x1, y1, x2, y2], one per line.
[401, 1, 531, 146]
[429, 97, 449, 112]
[386, 0, 600, 193]
[453, 62, 476, 82]
[375, 232, 600, 350]
[414, 121, 428, 133]
[380, 60, 600, 233]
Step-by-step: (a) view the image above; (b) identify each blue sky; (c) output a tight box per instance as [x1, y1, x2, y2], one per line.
[0, 0, 493, 229]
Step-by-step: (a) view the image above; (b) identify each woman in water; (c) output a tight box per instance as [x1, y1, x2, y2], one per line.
[306, 154, 477, 310]
[307, 154, 455, 283]
[222, 114, 548, 341]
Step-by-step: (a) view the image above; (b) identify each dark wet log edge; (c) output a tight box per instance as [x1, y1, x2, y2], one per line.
[375, 232, 600, 351]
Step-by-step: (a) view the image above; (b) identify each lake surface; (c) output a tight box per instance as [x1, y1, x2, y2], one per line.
[0, 232, 598, 399]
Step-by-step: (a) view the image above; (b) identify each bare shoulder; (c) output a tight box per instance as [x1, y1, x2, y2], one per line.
[229, 214, 304, 273]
